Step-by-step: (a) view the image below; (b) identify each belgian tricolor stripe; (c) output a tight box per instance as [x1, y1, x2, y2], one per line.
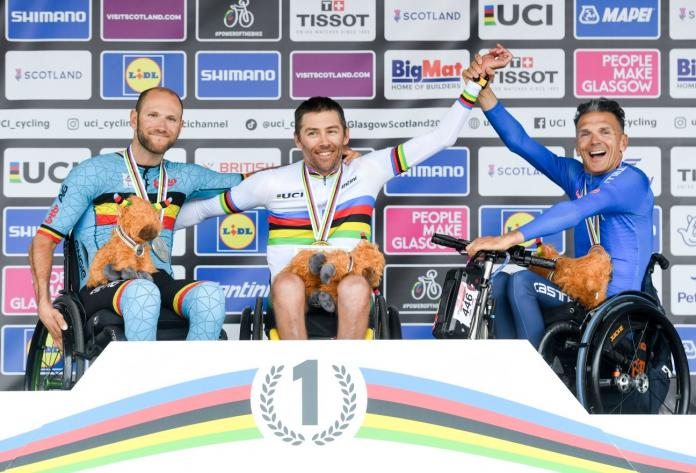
[112, 280, 135, 316]
[173, 282, 203, 318]
[37, 225, 64, 244]
[390, 144, 409, 176]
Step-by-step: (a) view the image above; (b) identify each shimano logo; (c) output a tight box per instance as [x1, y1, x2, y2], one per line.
[200, 69, 276, 82]
[11, 10, 87, 23]
[402, 165, 465, 178]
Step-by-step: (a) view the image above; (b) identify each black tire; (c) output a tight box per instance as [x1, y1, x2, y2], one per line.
[239, 307, 252, 340]
[387, 306, 402, 339]
[252, 297, 264, 340]
[374, 296, 390, 339]
[585, 308, 690, 414]
[538, 321, 582, 395]
[25, 296, 85, 391]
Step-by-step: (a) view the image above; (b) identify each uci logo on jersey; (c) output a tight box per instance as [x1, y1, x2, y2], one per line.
[575, 0, 659, 39]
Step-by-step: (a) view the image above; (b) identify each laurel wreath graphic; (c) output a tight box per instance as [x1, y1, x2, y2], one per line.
[258, 364, 357, 446]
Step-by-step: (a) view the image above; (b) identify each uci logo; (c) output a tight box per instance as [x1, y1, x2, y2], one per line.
[219, 213, 256, 249]
[485, 3, 553, 26]
[125, 57, 162, 94]
[10, 161, 77, 184]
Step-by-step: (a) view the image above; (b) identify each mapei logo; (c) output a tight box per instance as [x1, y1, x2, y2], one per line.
[6, 0, 90, 41]
[195, 210, 270, 255]
[3, 207, 63, 256]
[575, 0, 659, 39]
[195, 265, 270, 314]
[479, 206, 565, 251]
[101, 51, 186, 99]
[385, 148, 469, 196]
[196, 51, 280, 100]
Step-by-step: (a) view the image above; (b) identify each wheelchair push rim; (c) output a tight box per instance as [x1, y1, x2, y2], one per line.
[585, 308, 690, 415]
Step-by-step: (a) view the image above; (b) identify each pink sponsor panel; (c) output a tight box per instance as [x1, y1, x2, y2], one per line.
[574, 49, 660, 98]
[2, 266, 63, 316]
[383, 205, 469, 255]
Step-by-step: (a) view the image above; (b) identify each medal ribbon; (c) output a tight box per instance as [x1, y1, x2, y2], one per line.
[583, 179, 601, 246]
[123, 145, 168, 222]
[301, 163, 343, 243]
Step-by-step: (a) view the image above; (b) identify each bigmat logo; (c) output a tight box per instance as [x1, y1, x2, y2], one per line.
[101, 51, 186, 99]
[385, 0, 470, 41]
[195, 210, 270, 255]
[197, 0, 281, 41]
[575, 0, 659, 39]
[669, 2, 696, 39]
[384, 206, 469, 255]
[5, 51, 91, 100]
[479, 0, 564, 39]
[3, 266, 63, 315]
[670, 265, 696, 316]
[670, 49, 696, 99]
[478, 146, 565, 196]
[3, 207, 63, 256]
[291, 51, 374, 99]
[479, 206, 565, 252]
[1, 326, 35, 375]
[6, 0, 90, 41]
[196, 51, 280, 100]
[384, 264, 456, 315]
[3, 148, 90, 198]
[385, 148, 469, 196]
[195, 266, 270, 314]
[671, 147, 696, 197]
[483, 48, 564, 98]
[575, 49, 660, 98]
[675, 325, 696, 374]
[291, 0, 375, 41]
[670, 206, 696, 256]
[384, 50, 468, 100]
[102, 0, 186, 41]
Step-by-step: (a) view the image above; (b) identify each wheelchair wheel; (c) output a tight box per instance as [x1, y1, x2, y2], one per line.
[373, 296, 390, 339]
[25, 296, 85, 391]
[239, 307, 252, 340]
[584, 308, 690, 414]
[252, 297, 263, 340]
[538, 321, 582, 395]
[387, 306, 403, 339]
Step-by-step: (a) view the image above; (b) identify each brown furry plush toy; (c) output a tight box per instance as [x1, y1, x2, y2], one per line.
[86, 195, 167, 288]
[282, 239, 386, 313]
[529, 244, 613, 309]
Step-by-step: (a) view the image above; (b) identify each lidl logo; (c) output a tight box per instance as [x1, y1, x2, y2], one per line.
[479, 206, 566, 252]
[101, 51, 186, 99]
[195, 265, 270, 314]
[196, 210, 269, 255]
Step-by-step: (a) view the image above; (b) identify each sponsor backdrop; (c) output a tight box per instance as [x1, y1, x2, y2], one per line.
[0, 0, 695, 395]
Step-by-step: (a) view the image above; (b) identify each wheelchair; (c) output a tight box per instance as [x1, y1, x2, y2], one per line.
[431, 233, 691, 415]
[239, 290, 402, 340]
[24, 234, 224, 391]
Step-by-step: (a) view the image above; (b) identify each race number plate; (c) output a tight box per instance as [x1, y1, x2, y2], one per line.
[452, 282, 479, 330]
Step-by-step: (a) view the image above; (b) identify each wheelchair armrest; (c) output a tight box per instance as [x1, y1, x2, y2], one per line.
[648, 253, 669, 273]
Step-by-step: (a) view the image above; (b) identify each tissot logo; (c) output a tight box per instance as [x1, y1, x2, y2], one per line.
[575, 0, 659, 39]
[479, 1, 563, 39]
[485, 48, 564, 98]
[671, 147, 696, 197]
[290, 0, 375, 41]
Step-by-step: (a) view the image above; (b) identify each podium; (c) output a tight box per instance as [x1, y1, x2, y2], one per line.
[0, 340, 694, 472]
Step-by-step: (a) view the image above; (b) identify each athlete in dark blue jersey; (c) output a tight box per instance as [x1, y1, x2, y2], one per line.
[464, 54, 654, 347]
[29, 87, 243, 347]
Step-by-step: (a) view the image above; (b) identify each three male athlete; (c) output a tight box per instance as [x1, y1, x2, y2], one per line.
[176, 48, 513, 340]
[29, 87, 244, 347]
[464, 54, 653, 347]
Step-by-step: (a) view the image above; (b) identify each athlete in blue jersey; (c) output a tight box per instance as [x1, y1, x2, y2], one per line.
[29, 87, 244, 348]
[463, 55, 654, 347]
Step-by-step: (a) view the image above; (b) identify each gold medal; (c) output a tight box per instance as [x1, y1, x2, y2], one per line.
[312, 240, 330, 246]
[151, 235, 170, 261]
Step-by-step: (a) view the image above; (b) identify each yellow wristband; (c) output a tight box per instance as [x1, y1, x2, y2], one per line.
[476, 75, 489, 89]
